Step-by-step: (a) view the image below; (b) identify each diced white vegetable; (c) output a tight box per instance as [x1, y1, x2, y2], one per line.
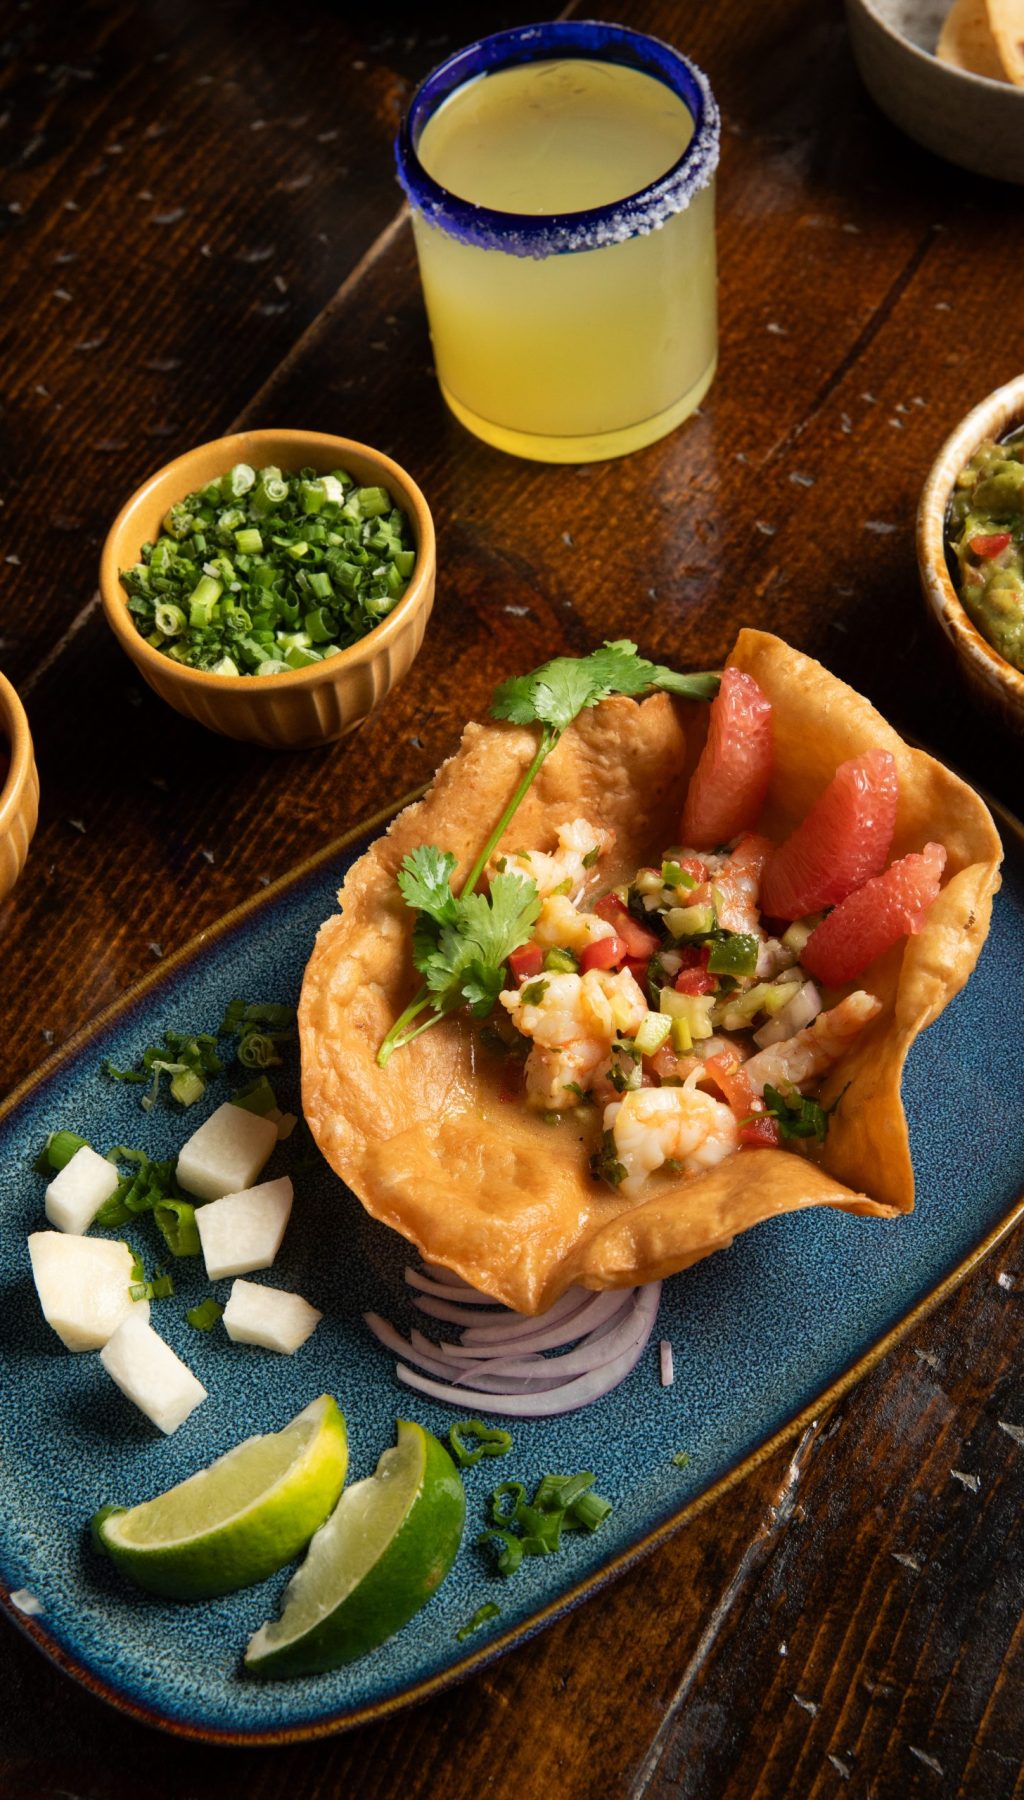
[44, 1145, 119, 1234]
[195, 1177, 293, 1280]
[266, 1107, 298, 1142]
[100, 1312, 206, 1434]
[175, 1101, 277, 1203]
[28, 1232, 148, 1351]
[222, 1279, 322, 1354]
[753, 979, 823, 1049]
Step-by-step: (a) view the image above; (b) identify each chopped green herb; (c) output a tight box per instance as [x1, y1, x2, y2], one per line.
[590, 1129, 628, 1187]
[104, 1030, 222, 1111]
[186, 1298, 225, 1331]
[154, 1197, 201, 1258]
[582, 845, 601, 869]
[220, 999, 297, 1071]
[449, 1420, 514, 1468]
[119, 463, 416, 675]
[378, 644, 719, 1066]
[456, 1601, 501, 1642]
[762, 1083, 834, 1143]
[32, 1130, 89, 1174]
[476, 1528, 524, 1576]
[519, 978, 549, 1007]
[230, 1074, 279, 1116]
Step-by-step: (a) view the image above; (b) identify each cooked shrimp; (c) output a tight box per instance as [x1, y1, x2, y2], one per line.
[500, 967, 647, 1111]
[533, 893, 616, 954]
[712, 834, 774, 934]
[743, 990, 882, 1095]
[604, 1073, 739, 1197]
[498, 818, 613, 899]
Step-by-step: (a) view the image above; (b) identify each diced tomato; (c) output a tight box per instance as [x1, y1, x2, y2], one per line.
[594, 894, 661, 959]
[508, 942, 544, 985]
[624, 954, 650, 986]
[579, 934, 627, 974]
[969, 532, 1012, 559]
[702, 1051, 757, 1118]
[674, 946, 717, 995]
[739, 1114, 781, 1148]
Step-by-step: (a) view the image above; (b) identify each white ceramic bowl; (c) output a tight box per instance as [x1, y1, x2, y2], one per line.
[846, 0, 1024, 184]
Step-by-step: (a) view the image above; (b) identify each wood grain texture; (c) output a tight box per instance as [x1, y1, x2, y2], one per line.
[1, 0, 1023, 1795]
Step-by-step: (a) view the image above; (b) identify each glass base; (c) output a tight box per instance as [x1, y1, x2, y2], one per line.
[438, 357, 717, 463]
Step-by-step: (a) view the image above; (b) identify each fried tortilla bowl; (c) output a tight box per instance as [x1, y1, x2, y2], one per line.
[300, 631, 1003, 1315]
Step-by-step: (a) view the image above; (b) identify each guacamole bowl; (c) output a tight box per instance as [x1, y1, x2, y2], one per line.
[917, 372, 1024, 739]
[99, 430, 436, 750]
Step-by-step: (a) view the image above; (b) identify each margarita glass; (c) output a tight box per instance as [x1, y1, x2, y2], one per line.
[395, 21, 720, 464]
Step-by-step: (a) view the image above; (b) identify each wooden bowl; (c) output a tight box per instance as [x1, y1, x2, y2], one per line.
[0, 668, 40, 904]
[917, 372, 1024, 737]
[845, 0, 1024, 185]
[99, 429, 436, 749]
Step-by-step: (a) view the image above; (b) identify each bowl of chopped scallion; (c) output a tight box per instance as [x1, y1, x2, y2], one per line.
[99, 430, 435, 747]
[0, 666, 39, 903]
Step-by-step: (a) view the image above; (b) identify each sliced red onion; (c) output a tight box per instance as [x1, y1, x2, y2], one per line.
[660, 1339, 675, 1386]
[458, 1296, 650, 1383]
[412, 1295, 519, 1328]
[404, 1266, 503, 1304]
[394, 1283, 662, 1417]
[458, 1288, 616, 1349]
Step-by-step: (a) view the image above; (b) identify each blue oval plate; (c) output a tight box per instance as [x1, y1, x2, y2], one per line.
[1, 792, 1022, 1745]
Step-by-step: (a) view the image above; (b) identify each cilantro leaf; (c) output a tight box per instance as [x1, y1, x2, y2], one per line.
[762, 1083, 830, 1142]
[491, 640, 719, 733]
[397, 846, 460, 925]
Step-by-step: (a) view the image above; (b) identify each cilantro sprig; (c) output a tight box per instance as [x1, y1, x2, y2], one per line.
[377, 644, 719, 1066]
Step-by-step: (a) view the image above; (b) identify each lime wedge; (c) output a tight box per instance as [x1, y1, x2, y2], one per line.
[94, 1394, 347, 1600]
[244, 1419, 464, 1677]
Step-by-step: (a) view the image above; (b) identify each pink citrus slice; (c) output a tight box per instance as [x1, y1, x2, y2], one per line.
[802, 843, 947, 986]
[760, 748, 899, 920]
[680, 668, 773, 849]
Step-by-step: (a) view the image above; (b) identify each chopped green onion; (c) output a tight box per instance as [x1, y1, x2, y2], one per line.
[490, 1482, 528, 1526]
[671, 1451, 691, 1469]
[456, 1602, 501, 1642]
[154, 1198, 201, 1257]
[234, 527, 263, 555]
[33, 1130, 89, 1174]
[230, 1074, 279, 1116]
[568, 1491, 613, 1532]
[186, 1298, 224, 1331]
[449, 1420, 514, 1468]
[476, 1529, 524, 1577]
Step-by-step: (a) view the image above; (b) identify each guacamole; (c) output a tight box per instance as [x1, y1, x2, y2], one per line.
[948, 429, 1024, 673]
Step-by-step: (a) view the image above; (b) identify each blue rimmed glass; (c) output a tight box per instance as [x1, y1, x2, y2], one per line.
[395, 20, 720, 463]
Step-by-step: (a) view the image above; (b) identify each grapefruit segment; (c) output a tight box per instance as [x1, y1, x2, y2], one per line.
[681, 667, 773, 849]
[760, 749, 899, 920]
[802, 843, 947, 987]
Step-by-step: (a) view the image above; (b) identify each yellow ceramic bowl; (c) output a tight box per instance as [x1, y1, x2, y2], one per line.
[99, 429, 436, 749]
[917, 373, 1024, 739]
[0, 667, 40, 904]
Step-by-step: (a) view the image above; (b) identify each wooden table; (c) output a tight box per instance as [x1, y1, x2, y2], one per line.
[2, 2, 1023, 1794]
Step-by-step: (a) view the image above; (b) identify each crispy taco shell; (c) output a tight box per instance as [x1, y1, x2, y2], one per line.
[300, 631, 1002, 1313]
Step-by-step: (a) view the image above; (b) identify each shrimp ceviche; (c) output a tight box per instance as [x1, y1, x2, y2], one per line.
[489, 664, 946, 1198]
[300, 632, 1001, 1313]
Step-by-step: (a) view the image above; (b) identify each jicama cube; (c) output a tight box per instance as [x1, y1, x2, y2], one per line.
[28, 1232, 148, 1351]
[195, 1177, 293, 1280]
[100, 1312, 206, 1434]
[45, 1145, 119, 1234]
[222, 1279, 321, 1354]
[175, 1101, 277, 1203]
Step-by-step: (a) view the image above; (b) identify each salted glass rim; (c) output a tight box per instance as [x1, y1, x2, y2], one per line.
[394, 19, 720, 259]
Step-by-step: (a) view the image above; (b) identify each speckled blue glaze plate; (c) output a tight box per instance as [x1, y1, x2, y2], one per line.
[1, 792, 1023, 1745]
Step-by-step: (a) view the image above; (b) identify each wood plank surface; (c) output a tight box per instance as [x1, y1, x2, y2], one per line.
[1, 0, 1023, 1795]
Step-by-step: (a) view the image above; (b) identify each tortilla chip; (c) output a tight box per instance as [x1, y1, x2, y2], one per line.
[937, 0, 1007, 78]
[300, 631, 1002, 1314]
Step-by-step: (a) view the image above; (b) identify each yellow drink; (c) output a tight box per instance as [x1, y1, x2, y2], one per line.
[403, 45, 718, 462]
